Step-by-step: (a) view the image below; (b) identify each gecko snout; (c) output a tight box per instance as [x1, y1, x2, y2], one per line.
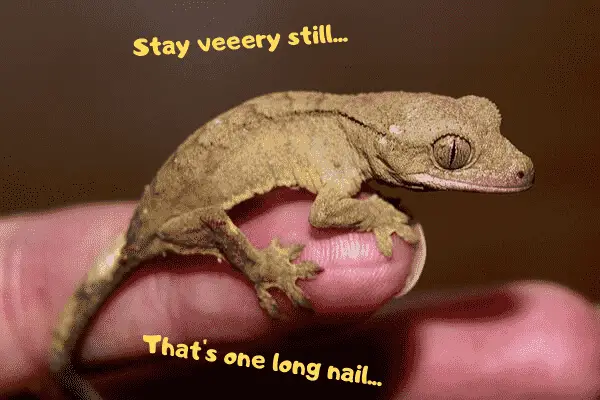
[517, 169, 535, 182]
[514, 156, 535, 189]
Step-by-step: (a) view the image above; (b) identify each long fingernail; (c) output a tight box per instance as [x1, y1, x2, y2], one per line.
[396, 222, 426, 297]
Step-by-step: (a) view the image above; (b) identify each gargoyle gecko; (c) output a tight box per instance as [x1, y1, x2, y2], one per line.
[48, 91, 534, 399]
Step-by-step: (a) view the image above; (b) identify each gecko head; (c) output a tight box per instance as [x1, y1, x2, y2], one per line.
[369, 93, 535, 193]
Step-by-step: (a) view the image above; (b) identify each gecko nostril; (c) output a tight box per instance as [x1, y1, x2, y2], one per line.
[516, 170, 525, 179]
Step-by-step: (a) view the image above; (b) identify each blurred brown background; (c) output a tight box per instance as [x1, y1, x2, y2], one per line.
[1, 1, 598, 302]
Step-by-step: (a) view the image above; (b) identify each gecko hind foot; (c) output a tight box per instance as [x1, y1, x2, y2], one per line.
[251, 238, 322, 318]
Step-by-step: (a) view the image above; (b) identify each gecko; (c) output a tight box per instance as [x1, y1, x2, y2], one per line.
[47, 90, 534, 399]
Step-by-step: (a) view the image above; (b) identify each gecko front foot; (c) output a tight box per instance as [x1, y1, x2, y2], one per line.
[367, 195, 420, 257]
[373, 223, 419, 257]
[250, 238, 322, 318]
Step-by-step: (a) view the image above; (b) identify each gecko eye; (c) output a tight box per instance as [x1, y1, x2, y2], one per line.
[432, 134, 471, 170]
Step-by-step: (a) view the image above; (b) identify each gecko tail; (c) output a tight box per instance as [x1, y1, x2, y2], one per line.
[47, 233, 146, 400]
[48, 291, 111, 400]
[49, 362, 104, 400]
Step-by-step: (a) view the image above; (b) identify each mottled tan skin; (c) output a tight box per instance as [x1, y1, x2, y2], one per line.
[48, 91, 534, 399]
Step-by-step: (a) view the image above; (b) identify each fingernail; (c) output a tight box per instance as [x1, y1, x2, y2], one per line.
[395, 222, 426, 297]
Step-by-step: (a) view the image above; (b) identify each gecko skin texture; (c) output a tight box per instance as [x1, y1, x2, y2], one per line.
[48, 91, 534, 399]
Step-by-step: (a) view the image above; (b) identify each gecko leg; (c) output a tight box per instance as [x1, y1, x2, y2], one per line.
[157, 207, 321, 317]
[309, 183, 420, 257]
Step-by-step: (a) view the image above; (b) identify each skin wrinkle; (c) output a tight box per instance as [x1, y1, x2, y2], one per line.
[110, 270, 181, 351]
[0, 220, 50, 381]
[176, 272, 223, 330]
[29, 222, 61, 354]
[144, 271, 176, 334]
[298, 235, 410, 308]
[167, 269, 204, 340]
[0, 222, 25, 373]
[172, 269, 260, 339]
[188, 270, 265, 335]
[0, 222, 19, 332]
[178, 270, 258, 334]
[127, 272, 168, 338]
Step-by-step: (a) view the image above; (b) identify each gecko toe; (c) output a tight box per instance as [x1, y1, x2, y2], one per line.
[255, 283, 280, 318]
[295, 260, 322, 279]
[296, 296, 314, 310]
[399, 225, 420, 244]
[374, 229, 394, 257]
[283, 282, 313, 309]
[286, 244, 305, 261]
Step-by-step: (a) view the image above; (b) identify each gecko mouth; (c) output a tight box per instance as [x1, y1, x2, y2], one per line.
[400, 181, 433, 191]
[404, 174, 534, 193]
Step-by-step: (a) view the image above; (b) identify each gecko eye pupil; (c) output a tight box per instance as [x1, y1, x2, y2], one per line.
[432, 134, 471, 170]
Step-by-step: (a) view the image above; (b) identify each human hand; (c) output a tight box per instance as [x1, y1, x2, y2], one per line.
[1, 189, 599, 399]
